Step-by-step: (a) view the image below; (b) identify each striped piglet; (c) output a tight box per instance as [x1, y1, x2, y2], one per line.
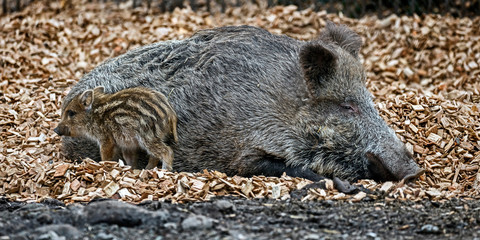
[55, 86, 177, 170]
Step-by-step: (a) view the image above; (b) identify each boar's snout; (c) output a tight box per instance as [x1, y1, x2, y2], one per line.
[366, 152, 424, 182]
[54, 125, 68, 136]
[54, 127, 60, 135]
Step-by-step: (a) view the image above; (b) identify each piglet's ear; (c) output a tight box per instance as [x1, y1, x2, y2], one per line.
[299, 43, 337, 98]
[80, 89, 94, 111]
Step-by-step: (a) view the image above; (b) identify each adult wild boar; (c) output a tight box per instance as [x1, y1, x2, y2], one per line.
[61, 23, 423, 182]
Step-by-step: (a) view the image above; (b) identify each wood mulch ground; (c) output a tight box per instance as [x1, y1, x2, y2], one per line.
[0, 1, 479, 204]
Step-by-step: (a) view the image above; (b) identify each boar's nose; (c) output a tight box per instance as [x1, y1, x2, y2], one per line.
[366, 152, 424, 182]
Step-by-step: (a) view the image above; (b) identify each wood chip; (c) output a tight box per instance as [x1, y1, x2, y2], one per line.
[1, 2, 479, 204]
[427, 133, 442, 144]
[380, 181, 394, 193]
[54, 164, 69, 177]
[412, 105, 425, 111]
[104, 181, 120, 197]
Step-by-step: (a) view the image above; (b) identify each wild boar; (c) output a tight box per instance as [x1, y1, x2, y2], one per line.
[55, 86, 178, 170]
[59, 23, 423, 182]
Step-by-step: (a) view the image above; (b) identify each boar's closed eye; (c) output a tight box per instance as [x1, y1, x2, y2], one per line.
[340, 103, 358, 113]
[67, 110, 76, 117]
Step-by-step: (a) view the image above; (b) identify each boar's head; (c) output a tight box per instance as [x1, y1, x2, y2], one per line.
[54, 86, 105, 138]
[298, 22, 423, 182]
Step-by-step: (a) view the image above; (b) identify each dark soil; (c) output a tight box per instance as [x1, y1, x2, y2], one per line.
[1, 195, 479, 240]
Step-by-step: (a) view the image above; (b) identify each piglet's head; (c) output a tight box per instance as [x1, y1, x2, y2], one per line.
[54, 86, 104, 137]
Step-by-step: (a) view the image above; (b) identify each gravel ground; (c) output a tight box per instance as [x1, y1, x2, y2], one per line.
[1, 194, 479, 240]
[1, 2, 480, 240]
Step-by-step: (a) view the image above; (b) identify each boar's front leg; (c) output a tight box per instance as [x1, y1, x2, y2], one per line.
[282, 165, 324, 182]
[241, 153, 324, 182]
[61, 136, 102, 162]
[264, 161, 324, 181]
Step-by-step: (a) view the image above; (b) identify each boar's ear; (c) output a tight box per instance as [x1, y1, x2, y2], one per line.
[318, 21, 362, 58]
[299, 43, 337, 98]
[94, 86, 105, 94]
[79, 89, 94, 111]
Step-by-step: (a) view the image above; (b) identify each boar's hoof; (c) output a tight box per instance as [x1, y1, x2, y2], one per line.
[332, 177, 360, 194]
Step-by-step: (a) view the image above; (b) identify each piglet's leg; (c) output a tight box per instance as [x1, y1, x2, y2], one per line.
[145, 142, 173, 171]
[122, 148, 138, 169]
[99, 138, 116, 162]
[145, 156, 161, 170]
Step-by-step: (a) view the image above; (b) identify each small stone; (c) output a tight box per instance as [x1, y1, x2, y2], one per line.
[37, 213, 53, 224]
[38, 231, 64, 240]
[419, 224, 440, 234]
[96, 232, 117, 240]
[215, 199, 236, 212]
[86, 200, 150, 226]
[366, 232, 378, 239]
[229, 230, 248, 240]
[33, 224, 81, 239]
[164, 222, 177, 230]
[304, 233, 321, 239]
[181, 214, 214, 230]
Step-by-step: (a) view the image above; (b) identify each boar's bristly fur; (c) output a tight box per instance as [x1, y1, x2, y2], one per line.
[56, 86, 177, 170]
[60, 24, 423, 182]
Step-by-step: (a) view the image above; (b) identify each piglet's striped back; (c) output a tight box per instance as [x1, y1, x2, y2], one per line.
[93, 87, 178, 143]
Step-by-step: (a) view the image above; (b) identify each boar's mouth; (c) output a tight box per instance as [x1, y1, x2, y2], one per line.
[365, 152, 424, 182]
[401, 168, 425, 182]
[366, 152, 397, 182]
